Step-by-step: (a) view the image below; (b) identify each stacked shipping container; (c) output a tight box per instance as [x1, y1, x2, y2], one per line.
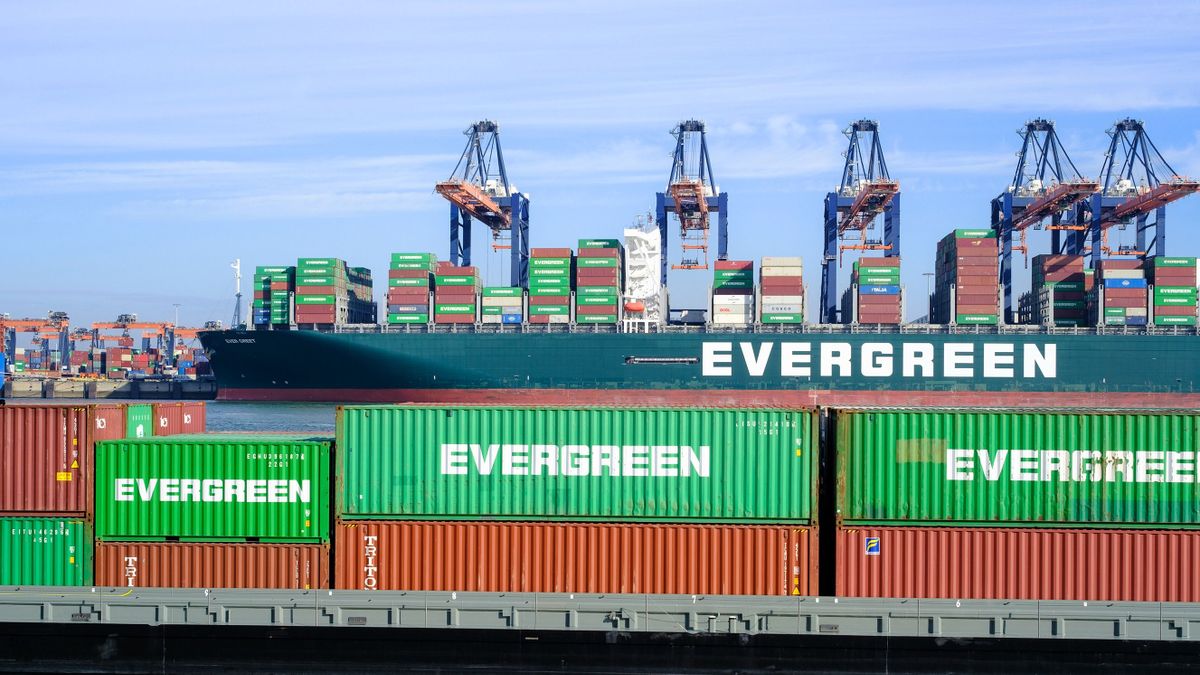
[252, 265, 296, 328]
[711, 260, 755, 326]
[386, 253, 436, 325]
[93, 434, 331, 589]
[433, 262, 480, 324]
[334, 405, 819, 595]
[932, 230, 998, 325]
[575, 239, 623, 324]
[1148, 256, 1198, 326]
[528, 248, 572, 324]
[294, 258, 375, 326]
[833, 408, 1200, 602]
[1027, 254, 1089, 327]
[845, 257, 902, 324]
[481, 287, 523, 325]
[758, 257, 804, 324]
[1092, 259, 1147, 327]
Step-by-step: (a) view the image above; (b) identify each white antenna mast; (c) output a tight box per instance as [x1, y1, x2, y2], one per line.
[231, 259, 243, 328]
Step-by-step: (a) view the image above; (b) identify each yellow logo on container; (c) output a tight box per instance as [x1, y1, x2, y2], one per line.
[56, 472, 72, 482]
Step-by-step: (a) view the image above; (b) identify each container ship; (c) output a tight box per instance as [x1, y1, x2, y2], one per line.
[200, 119, 1200, 409]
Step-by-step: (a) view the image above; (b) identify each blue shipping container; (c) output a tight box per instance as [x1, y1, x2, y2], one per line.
[1103, 278, 1147, 289]
[0, 353, 6, 389]
[388, 304, 427, 313]
[501, 314, 523, 324]
[1126, 316, 1148, 326]
[860, 284, 901, 295]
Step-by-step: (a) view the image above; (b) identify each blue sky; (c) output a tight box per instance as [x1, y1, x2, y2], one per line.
[3, 1, 1199, 328]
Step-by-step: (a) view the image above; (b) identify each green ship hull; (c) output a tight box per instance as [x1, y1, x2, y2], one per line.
[199, 327, 1200, 407]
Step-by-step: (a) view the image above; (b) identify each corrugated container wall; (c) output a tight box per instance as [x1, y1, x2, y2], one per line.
[151, 402, 207, 436]
[95, 435, 330, 542]
[336, 521, 814, 596]
[0, 406, 90, 514]
[337, 406, 817, 522]
[0, 517, 93, 586]
[95, 542, 329, 589]
[836, 409, 1200, 526]
[837, 526, 1200, 603]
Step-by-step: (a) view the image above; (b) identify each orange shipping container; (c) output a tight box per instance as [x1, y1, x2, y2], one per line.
[337, 521, 815, 596]
[0, 405, 89, 514]
[150, 402, 206, 436]
[96, 542, 329, 589]
[837, 526, 1200, 602]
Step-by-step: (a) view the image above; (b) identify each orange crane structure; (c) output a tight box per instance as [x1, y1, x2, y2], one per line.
[1, 312, 70, 372]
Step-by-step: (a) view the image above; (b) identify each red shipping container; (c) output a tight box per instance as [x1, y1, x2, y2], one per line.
[1103, 288, 1146, 299]
[529, 295, 569, 305]
[576, 304, 618, 315]
[253, 291, 267, 300]
[955, 293, 996, 307]
[296, 285, 337, 296]
[388, 269, 433, 279]
[576, 247, 620, 258]
[387, 289, 430, 301]
[90, 405, 127, 441]
[952, 239, 998, 251]
[858, 295, 901, 306]
[1034, 254, 1084, 269]
[96, 542, 329, 590]
[1154, 305, 1197, 316]
[837, 526, 1200, 602]
[527, 315, 554, 324]
[1097, 259, 1143, 271]
[530, 248, 572, 258]
[435, 264, 477, 275]
[857, 314, 902, 324]
[956, 304, 1000, 315]
[269, 281, 290, 291]
[295, 313, 336, 322]
[954, 263, 998, 277]
[859, 257, 900, 267]
[433, 287, 478, 298]
[714, 260, 754, 270]
[0, 405, 89, 515]
[760, 283, 804, 294]
[1037, 270, 1085, 282]
[151, 402, 206, 436]
[575, 268, 620, 280]
[433, 314, 475, 324]
[335, 521, 815, 596]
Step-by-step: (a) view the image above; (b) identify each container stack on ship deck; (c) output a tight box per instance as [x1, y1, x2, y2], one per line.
[251, 265, 295, 328]
[758, 256, 805, 324]
[846, 257, 902, 324]
[93, 433, 330, 589]
[294, 257, 374, 327]
[574, 239, 623, 325]
[932, 229, 998, 325]
[528, 248, 572, 324]
[711, 260, 754, 326]
[1148, 256, 1199, 327]
[481, 286, 524, 324]
[334, 405, 819, 595]
[386, 252, 436, 325]
[1026, 254, 1090, 327]
[834, 408, 1200, 602]
[433, 262, 480, 324]
[1091, 258, 1147, 328]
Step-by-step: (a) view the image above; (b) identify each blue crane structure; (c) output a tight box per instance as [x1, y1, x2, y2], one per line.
[654, 120, 728, 286]
[820, 120, 900, 323]
[990, 119, 1097, 323]
[435, 120, 531, 288]
[1076, 118, 1199, 268]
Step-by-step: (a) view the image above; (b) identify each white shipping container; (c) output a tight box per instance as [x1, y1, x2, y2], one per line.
[761, 266, 805, 277]
[481, 315, 503, 324]
[1103, 270, 1145, 279]
[713, 295, 753, 306]
[759, 294, 805, 304]
[712, 316, 752, 325]
[1126, 307, 1148, 317]
[712, 305, 754, 316]
[482, 297, 518, 307]
[761, 257, 804, 267]
[546, 314, 570, 324]
[762, 303, 804, 314]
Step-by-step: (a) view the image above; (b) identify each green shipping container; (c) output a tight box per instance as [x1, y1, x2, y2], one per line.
[435, 304, 476, 314]
[435, 275, 477, 286]
[1153, 257, 1198, 268]
[296, 295, 336, 305]
[1044, 281, 1085, 291]
[337, 406, 817, 522]
[528, 288, 570, 297]
[297, 276, 335, 286]
[1156, 315, 1198, 326]
[529, 305, 569, 315]
[576, 314, 618, 323]
[126, 404, 153, 439]
[956, 314, 998, 325]
[95, 435, 331, 542]
[577, 285, 620, 297]
[482, 287, 523, 298]
[578, 238, 621, 248]
[952, 229, 996, 239]
[0, 517, 93, 585]
[1156, 296, 1198, 307]
[391, 252, 436, 264]
[530, 258, 571, 268]
[1104, 307, 1127, 317]
[576, 295, 619, 305]
[389, 277, 430, 287]
[576, 257, 618, 268]
[761, 313, 804, 323]
[836, 409, 1200, 527]
[387, 313, 429, 323]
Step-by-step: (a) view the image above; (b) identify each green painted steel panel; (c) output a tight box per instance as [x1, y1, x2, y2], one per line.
[126, 404, 153, 439]
[95, 435, 331, 542]
[337, 406, 816, 522]
[837, 409, 1200, 527]
[0, 517, 92, 586]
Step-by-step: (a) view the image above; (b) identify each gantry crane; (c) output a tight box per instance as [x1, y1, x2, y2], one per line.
[0, 311, 70, 371]
[435, 120, 530, 288]
[820, 120, 900, 323]
[991, 119, 1097, 323]
[654, 120, 728, 285]
[1076, 118, 1199, 267]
